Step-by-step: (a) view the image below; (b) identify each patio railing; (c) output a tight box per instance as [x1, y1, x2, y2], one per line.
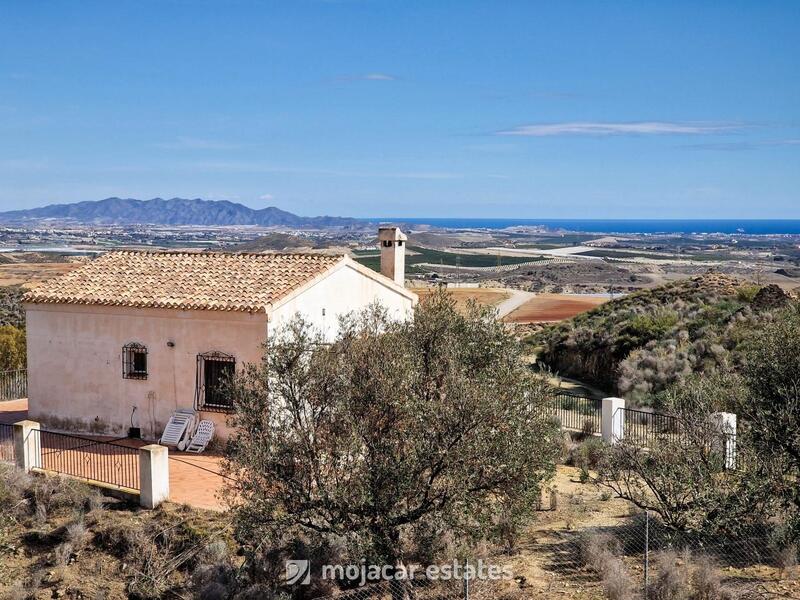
[0, 369, 27, 401]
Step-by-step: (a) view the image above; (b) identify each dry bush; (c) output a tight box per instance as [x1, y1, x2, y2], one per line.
[568, 437, 606, 471]
[579, 533, 635, 600]
[53, 541, 74, 566]
[601, 557, 635, 600]
[127, 535, 175, 600]
[649, 550, 692, 600]
[0, 463, 32, 514]
[94, 520, 144, 558]
[65, 519, 89, 548]
[28, 474, 99, 521]
[4, 581, 26, 600]
[579, 532, 622, 570]
[691, 556, 733, 600]
[775, 544, 798, 575]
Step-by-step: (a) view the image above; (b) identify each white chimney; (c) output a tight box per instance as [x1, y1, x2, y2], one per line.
[379, 226, 407, 286]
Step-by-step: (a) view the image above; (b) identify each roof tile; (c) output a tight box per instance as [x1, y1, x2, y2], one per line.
[23, 251, 344, 312]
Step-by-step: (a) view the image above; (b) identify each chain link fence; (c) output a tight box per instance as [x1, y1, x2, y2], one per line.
[309, 509, 799, 600]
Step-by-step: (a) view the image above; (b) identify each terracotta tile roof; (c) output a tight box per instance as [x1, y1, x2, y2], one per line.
[22, 251, 344, 312]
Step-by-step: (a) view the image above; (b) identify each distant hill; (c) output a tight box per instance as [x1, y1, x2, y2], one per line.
[235, 232, 332, 252]
[528, 274, 794, 406]
[0, 197, 362, 228]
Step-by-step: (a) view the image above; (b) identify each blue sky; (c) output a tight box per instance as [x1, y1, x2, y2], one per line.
[0, 1, 798, 218]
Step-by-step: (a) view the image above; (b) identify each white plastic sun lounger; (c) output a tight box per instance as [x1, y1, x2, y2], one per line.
[159, 408, 197, 447]
[185, 420, 215, 453]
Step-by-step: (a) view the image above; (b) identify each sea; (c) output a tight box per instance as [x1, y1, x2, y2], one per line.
[372, 219, 800, 235]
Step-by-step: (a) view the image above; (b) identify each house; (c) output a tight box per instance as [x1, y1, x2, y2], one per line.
[22, 226, 415, 440]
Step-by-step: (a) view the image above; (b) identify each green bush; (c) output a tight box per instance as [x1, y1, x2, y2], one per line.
[0, 324, 25, 371]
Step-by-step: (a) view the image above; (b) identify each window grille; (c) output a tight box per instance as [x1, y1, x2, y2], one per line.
[195, 351, 236, 412]
[122, 343, 148, 380]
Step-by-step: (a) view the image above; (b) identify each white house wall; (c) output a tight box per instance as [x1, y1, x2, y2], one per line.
[24, 303, 267, 440]
[269, 262, 415, 341]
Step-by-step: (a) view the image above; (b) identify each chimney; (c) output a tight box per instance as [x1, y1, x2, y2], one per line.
[378, 226, 407, 286]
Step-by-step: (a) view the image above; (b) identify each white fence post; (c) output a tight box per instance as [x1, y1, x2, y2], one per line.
[602, 397, 625, 444]
[710, 412, 737, 470]
[139, 444, 170, 509]
[13, 420, 40, 472]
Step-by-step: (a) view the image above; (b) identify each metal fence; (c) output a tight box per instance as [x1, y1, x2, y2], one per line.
[309, 514, 796, 599]
[29, 428, 140, 491]
[0, 422, 13, 463]
[620, 406, 682, 447]
[550, 392, 602, 434]
[0, 368, 26, 401]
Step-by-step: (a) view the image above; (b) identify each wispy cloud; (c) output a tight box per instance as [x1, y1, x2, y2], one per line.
[155, 136, 243, 150]
[333, 73, 397, 83]
[496, 121, 746, 137]
[259, 193, 275, 201]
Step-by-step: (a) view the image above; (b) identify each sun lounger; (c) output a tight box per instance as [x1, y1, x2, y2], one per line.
[185, 419, 215, 453]
[159, 408, 197, 447]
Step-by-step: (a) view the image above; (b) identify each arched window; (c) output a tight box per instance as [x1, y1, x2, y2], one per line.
[122, 343, 148, 379]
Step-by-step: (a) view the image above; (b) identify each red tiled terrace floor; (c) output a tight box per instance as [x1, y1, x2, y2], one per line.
[0, 399, 226, 511]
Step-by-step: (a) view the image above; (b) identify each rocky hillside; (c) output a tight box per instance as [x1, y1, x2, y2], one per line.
[528, 274, 794, 405]
[0, 197, 361, 228]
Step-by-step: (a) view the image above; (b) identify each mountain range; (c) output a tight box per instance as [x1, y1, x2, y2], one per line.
[0, 197, 361, 228]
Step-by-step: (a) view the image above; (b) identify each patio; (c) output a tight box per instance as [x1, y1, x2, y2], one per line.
[0, 399, 227, 511]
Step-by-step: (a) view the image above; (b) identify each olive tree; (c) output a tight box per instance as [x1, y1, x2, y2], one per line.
[594, 373, 777, 535]
[740, 302, 800, 539]
[223, 291, 560, 578]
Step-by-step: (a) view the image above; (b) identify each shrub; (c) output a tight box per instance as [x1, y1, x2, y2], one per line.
[569, 437, 606, 471]
[29, 474, 99, 520]
[579, 533, 633, 600]
[65, 519, 89, 548]
[649, 550, 692, 600]
[736, 284, 761, 303]
[53, 541, 74, 566]
[579, 532, 622, 570]
[601, 556, 635, 600]
[691, 556, 732, 600]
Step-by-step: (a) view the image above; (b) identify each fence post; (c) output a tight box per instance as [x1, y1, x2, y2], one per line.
[644, 509, 650, 599]
[601, 397, 625, 444]
[139, 444, 170, 509]
[13, 420, 40, 472]
[710, 412, 737, 470]
[462, 559, 470, 600]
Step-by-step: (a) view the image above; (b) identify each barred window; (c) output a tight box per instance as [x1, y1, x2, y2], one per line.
[195, 351, 235, 412]
[122, 343, 148, 379]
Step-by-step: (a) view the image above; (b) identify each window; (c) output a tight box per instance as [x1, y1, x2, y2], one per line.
[195, 351, 236, 411]
[122, 343, 148, 379]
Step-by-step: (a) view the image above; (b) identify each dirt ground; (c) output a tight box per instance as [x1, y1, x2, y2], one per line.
[504, 294, 608, 324]
[413, 287, 511, 310]
[0, 262, 79, 287]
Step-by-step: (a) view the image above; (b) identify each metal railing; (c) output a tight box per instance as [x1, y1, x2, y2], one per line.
[619, 407, 683, 448]
[0, 423, 13, 463]
[0, 369, 26, 401]
[551, 392, 602, 434]
[29, 428, 140, 491]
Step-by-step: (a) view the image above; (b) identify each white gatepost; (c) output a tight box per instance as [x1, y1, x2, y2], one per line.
[602, 397, 625, 444]
[710, 412, 737, 470]
[139, 444, 170, 509]
[13, 420, 41, 472]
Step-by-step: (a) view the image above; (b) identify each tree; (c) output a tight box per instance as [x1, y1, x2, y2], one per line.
[0, 325, 25, 371]
[223, 291, 560, 582]
[740, 302, 800, 539]
[594, 373, 777, 535]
